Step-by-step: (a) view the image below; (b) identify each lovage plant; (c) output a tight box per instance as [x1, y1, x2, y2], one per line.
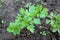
[7, 4, 48, 35]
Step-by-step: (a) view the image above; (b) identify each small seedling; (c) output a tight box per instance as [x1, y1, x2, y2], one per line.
[50, 14, 60, 34]
[1, 20, 6, 25]
[46, 12, 60, 34]
[40, 31, 50, 36]
[7, 4, 48, 35]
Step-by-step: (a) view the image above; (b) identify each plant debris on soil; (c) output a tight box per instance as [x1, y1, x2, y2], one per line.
[0, 0, 60, 40]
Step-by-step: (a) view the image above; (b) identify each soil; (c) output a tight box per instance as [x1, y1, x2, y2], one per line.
[0, 0, 60, 40]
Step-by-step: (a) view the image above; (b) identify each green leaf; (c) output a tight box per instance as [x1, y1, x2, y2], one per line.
[36, 5, 42, 12]
[58, 30, 60, 34]
[48, 12, 56, 19]
[56, 15, 60, 21]
[19, 8, 25, 15]
[52, 29, 57, 32]
[40, 11, 47, 18]
[46, 19, 51, 24]
[40, 12, 46, 18]
[25, 9, 32, 16]
[33, 18, 41, 24]
[27, 25, 35, 33]
[25, 3, 32, 8]
[50, 20, 55, 25]
[20, 22, 26, 29]
[39, 8, 48, 18]
[7, 22, 20, 35]
[43, 8, 48, 13]
[29, 21, 34, 24]
[40, 31, 47, 35]
[50, 12, 54, 17]
[24, 15, 32, 21]
[15, 19, 23, 23]
[29, 4, 35, 13]
[16, 14, 22, 19]
[37, 14, 40, 17]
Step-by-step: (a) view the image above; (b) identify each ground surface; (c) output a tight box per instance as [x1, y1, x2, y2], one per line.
[0, 0, 60, 40]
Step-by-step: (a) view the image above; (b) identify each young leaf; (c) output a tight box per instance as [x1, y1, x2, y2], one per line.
[48, 12, 56, 19]
[58, 30, 60, 34]
[36, 5, 42, 12]
[16, 14, 22, 19]
[25, 3, 32, 8]
[46, 19, 51, 24]
[29, 4, 35, 13]
[39, 8, 48, 18]
[27, 25, 35, 33]
[40, 31, 47, 35]
[24, 15, 32, 21]
[20, 22, 26, 29]
[33, 18, 41, 24]
[19, 8, 25, 15]
[56, 15, 60, 21]
[7, 22, 20, 35]
[52, 29, 57, 32]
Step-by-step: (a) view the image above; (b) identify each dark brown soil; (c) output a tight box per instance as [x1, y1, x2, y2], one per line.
[0, 0, 60, 40]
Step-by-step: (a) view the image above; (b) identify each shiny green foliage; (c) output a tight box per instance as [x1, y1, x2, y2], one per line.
[40, 31, 47, 35]
[7, 4, 48, 35]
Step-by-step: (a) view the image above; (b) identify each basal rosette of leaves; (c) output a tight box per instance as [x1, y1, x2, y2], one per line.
[7, 4, 48, 35]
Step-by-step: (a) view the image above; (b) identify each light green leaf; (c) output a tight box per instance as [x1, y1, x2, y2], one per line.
[50, 12, 54, 17]
[48, 12, 56, 19]
[29, 4, 35, 13]
[20, 22, 26, 29]
[25, 9, 32, 16]
[46, 19, 51, 24]
[25, 3, 32, 8]
[16, 14, 22, 19]
[50, 20, 55, 25]
[39, 8, 48, 18]
[40, 11, 47, 18]
[24, 15, 32, 22]
[52, 29, 57, 32]
[27, 25, 34, 33]
[58, 30, 60, 34]
[43, 8, 48, 13]
[33, 18, 41, 24]
[56, 15, 60, 21]
[7, 22, 20, 35]
[36, 5, 42, 12]
[40, 31, 47, 35]
[19, 8, 25, 15]
[30, 21, 34, 24]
